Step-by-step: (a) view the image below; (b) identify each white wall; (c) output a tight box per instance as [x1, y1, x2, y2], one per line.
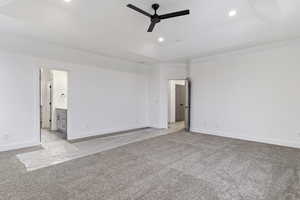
[0, 50, 150, 151]
[168, 80, 185, 123]
[190, 41, 300, 148]
[69, 64, 149, 140]
[147, 65, 161, 128]
[0, 53, 40, 151]
[5, 32, 300, 151]
[148, 64, 188, 128]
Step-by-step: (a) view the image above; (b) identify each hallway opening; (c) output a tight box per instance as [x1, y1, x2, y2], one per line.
[40, 68, 68, 144]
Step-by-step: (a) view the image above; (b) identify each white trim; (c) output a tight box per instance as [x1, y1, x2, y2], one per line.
[191, 37, 300, 64]
[191, 128, 300, 149]
[37, 68, 42, 144]
[67, 125, 149, 140]
[0, 140, 40, 152]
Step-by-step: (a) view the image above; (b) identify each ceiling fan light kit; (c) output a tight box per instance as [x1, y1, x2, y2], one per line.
[127, 3, 190, 32]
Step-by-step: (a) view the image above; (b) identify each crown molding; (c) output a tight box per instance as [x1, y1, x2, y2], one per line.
[191, 37, 300, 64]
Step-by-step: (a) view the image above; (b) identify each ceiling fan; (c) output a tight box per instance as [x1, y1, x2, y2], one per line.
[127, 3, 190, 32]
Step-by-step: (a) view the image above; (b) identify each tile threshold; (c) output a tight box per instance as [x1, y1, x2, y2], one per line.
[17, 126, 184, 171]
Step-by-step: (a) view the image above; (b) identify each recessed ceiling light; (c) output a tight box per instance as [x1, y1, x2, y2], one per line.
[64, 0, 72, 3]
[158, 37, 165, 43]
[228, 10, 237, 17]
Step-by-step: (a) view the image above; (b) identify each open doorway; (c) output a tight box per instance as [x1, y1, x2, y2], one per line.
[40, 68, 68, 144]
[168, 79, 191, 131]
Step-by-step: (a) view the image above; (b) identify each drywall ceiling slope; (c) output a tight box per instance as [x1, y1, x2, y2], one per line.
[0, 0, 299, 62]
[0, 32, 151, 73]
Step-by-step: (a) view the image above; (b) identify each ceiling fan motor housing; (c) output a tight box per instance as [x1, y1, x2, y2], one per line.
[151, 4, 161, 23]
[152, 3, 160, 11]
[151, 15, 161, 23]
[127, 3, 190, 32]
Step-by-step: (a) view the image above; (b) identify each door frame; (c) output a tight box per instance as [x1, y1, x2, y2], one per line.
[39, 69, 42, 143]
[167, 78, 191, 131]
[175, 84, 186, 122]
[39, 69, 53, 131]
[185, 78, 191, 131]
[48, 81, 53, 130]
[39, 67, 70, 142]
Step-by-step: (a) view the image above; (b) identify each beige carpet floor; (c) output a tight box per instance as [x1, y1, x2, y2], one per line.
[1, 130, 300, 200]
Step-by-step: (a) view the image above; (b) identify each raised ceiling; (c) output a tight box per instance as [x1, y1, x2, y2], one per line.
[0, 0, 299, 63]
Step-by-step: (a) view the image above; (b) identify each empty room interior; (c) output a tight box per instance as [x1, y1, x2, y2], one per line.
[1, 0, 300, 199]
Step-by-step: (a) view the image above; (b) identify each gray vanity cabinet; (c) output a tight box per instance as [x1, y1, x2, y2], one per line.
[56, 108, 67, 138]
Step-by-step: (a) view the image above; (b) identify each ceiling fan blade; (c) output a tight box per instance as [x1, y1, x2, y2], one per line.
[147, 22, 156, 32]
[127, 4, 152, 18]
[159, 10, 190, 20]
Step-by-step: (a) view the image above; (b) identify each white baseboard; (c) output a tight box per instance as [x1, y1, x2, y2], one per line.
[190, 128, 300, 149]
[68, 125, 149, 141]
[0, 140, 40, 152]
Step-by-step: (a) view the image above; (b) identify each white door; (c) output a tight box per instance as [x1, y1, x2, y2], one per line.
[42, 82, 52, 129]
